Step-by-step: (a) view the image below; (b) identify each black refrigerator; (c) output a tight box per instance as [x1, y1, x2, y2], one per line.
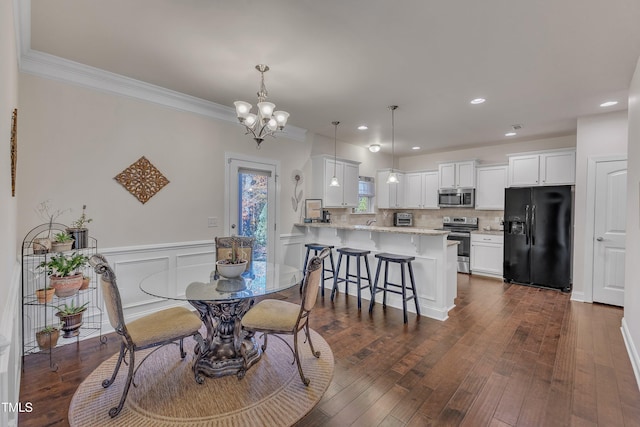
[503, 185, 572, 291]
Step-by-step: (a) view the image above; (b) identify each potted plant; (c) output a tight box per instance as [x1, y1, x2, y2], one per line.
[67, 205, 92, 249]
[51, 232, 74, 253]
[35, 286, 55, 304]
[32, 200, 69, 254]
[216, 238, 248, 278]
[39, 252, 89, 297]
[36, 325, 60, 350]
[55, 301, 89, 338]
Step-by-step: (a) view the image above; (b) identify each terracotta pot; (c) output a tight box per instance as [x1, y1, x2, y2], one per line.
[35, 288, 55, 304]
[51, 240, 74, 253]
[32, 237, 51, 254]
[80, 276, 91, 290]
[56, 309, 86, 338]
[50, 273, 83, 297]
[36, 328, 60, 351]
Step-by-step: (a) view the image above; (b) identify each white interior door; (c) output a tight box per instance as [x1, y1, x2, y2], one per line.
[226, 155, 278, 263]
[592, 159, 627, 306]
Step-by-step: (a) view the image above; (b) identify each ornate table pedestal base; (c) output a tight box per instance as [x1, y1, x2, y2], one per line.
[189, 298, 260, 383]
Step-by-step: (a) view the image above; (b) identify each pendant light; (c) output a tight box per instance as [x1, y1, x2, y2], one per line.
[386, 105, 399, 184]
[329, 121, 340, 187]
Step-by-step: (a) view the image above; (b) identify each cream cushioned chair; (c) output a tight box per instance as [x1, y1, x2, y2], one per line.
[90, 254, 203, 418]
[241, 247, 329, 385]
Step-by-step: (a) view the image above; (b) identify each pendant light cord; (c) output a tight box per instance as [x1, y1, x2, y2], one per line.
[389, 105, 397, 172]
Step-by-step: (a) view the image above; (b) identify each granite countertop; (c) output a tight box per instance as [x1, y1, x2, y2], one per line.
[471, 229, 504, 236]
[294, 223, 449, 236]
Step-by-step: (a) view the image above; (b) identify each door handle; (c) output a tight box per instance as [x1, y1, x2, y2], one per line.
[231, 224, 236, 229]
[596, 237, 604, 241]
[525, 205, 530, 245]
[531, 205, 536, 245]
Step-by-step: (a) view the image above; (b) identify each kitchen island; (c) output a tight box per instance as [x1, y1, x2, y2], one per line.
[294, 223, 458, 321]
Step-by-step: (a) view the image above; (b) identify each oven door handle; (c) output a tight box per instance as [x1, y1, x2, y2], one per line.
[448, 232, 470, 237]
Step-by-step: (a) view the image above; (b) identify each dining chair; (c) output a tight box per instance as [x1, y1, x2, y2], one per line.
[215, 236, 255, 277]
[241, 247, 330, 385]
[89, 254, 204, 418]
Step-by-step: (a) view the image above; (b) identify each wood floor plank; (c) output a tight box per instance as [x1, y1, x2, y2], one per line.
[18, 275, 640, 427]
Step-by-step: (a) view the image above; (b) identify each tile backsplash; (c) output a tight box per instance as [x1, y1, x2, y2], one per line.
[326, 208, 504, 231]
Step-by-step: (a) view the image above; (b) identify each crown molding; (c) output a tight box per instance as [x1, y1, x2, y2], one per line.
[15, 1, 306, 142]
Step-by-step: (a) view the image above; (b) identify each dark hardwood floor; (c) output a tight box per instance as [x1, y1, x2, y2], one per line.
[19, 274, 640, 426]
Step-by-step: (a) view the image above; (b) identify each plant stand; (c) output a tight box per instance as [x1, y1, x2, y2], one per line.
[21, 223, 105, 372]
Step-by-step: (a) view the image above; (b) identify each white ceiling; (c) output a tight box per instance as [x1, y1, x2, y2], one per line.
[27, 0, 640, 155]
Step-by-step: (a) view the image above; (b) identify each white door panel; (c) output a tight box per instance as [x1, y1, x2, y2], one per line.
[592, 160, 626, 306]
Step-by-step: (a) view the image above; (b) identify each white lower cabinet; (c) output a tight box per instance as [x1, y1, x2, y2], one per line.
[470, 233, 503, 278]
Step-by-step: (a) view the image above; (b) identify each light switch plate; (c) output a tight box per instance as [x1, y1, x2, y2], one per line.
[208, 217, 218, 227]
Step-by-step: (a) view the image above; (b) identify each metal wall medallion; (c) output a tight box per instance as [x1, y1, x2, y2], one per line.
[114, 156, 170, 204]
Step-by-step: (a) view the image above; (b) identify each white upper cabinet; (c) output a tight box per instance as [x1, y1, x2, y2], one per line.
[438, 161, 476, 189]
[311, 155, 360, 208]
[508, 149, 575, 187]
[475, 165, 508, 210]
[405, 171, 439, 209]
[377, 170, 405, 209]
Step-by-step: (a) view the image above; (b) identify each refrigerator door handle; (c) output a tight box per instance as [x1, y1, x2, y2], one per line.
[531, 205, 536, 245]
[525, 205, 529, 244]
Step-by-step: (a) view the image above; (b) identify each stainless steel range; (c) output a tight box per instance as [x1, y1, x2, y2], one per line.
[441, 216, 478, 274]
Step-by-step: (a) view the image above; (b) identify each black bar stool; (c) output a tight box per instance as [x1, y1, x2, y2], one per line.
[369, 252, 420, 323]
[301, 243, 335, 297]
[330, 247, 372, 310]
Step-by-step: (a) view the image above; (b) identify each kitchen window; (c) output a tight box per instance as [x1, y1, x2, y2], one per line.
[353, 176, 375, 214]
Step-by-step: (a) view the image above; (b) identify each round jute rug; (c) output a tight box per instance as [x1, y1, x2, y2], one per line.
[69, 330, 333, 426]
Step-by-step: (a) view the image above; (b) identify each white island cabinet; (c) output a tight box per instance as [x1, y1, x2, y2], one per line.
[294, 223, 457, 320]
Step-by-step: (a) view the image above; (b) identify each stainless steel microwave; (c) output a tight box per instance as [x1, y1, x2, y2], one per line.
[438, 188, 475, 208]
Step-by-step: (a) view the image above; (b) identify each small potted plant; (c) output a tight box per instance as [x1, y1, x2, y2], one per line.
[35, 286, 55, 304]
[50, 232, 74, 253]
[36, 325, 60, 350]
[39, 252, 89, 297]
[216, 238, 248, 278]
[80, 274, 91, 290]
[55, 300, 89, 338]
[67, 205, 92, 249]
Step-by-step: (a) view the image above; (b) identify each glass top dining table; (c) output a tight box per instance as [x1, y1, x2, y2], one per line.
[139, 261, 303, 382]
[139, 261, 302, 302]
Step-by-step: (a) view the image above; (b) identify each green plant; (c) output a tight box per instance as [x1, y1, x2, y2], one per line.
[39, 252, 88, 277]
[70, 205, 92, 229]
[55, 300, 89, 316]
[53, 232, 73, 243]
[38, 325, 59, 334]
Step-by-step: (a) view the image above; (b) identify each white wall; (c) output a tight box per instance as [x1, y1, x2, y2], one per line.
[0, 0, 21, 424]
[17, 74, 315, 248]
[572, 111, 628, 298]
[623, 57, 640, 388]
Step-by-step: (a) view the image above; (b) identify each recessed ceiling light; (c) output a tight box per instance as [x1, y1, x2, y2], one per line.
[600, 101, 618, 107]
[505, 132, 517, 137]
[369, 144, 381, 153]
[470, 98, 486, 105]
[412, 146, 421, 150]
[358, 125, 368, 130]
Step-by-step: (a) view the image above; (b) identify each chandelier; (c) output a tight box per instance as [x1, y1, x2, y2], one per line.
[386, 105, 399, 184]
[234, 64, 290, 148]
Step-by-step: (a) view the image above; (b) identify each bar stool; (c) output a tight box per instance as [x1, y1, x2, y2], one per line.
[369, 253, 420, 323]
[301, 243, 335, 297]
[330, 247, 372, 310]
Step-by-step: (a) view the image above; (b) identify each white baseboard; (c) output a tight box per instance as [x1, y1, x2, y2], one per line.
[621, 317, 640, 392]
[570, 291, 586, 302]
